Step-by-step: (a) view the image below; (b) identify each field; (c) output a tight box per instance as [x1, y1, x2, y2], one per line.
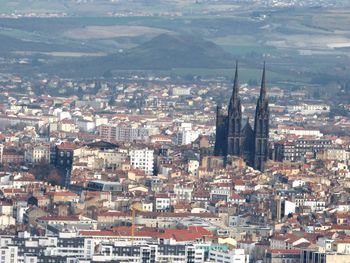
[64, 25, 171, 40]
[0, 6, 349, 88]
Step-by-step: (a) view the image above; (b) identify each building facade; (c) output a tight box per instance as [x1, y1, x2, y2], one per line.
[129, 148, 154, 176]
[214, 63, 269, 171]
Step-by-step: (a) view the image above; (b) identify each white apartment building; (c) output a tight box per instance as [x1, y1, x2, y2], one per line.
[99, 123, 158, 143]
[208, 249, 249, 263]
[174, 184, 193, 202]
[277, 125, 323, 137]
[129, 148, 154, 175]
[155, 195, 171, 212]
[288, 103, 330, 115]
[0, 144, 3, 163]
[0, 245, 18, 263]
[172, 86, 191, 96]
[76, 119, 96, 132]
[177, 130, 200, 145]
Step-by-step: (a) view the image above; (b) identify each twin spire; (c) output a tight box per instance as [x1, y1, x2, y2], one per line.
[229, 61, 240, 110]
[230, 61, 267, 104]
[260, 61, 267, 102]
[233, 61, 239, 99]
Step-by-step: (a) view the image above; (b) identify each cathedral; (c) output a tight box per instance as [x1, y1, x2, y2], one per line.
[214, 62, 269, 172]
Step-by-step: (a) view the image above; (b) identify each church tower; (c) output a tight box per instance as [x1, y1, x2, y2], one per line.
[253, 63, 270, 171]
[241, 118, 254, 167]
[214, 105, 228, 156]
[227, 62, 242, 156]
[214, 62, 270, 172]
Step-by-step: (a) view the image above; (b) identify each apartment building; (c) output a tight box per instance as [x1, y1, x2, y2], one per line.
[129, 148, 154, 176]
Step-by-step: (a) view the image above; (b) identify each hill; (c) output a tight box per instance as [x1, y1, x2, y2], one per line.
[0, 34, 85, 54]
[42, 33, 235, 77]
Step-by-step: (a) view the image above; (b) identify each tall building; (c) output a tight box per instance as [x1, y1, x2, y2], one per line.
[253, 63, 270, 171]
[129, 147, 154, 176]
[99, 123, 155, 143]
[214, 63, 269, 171]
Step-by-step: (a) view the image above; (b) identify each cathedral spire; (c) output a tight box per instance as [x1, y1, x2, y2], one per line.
[254, 61, 269, 172]
[229, 61, 239, 109]
[259, 61, 266, 101]
[227, 61, 242, 157]
[233, 60, 238, 98]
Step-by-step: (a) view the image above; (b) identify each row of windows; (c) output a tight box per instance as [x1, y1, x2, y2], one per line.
[59, 151, 71, 157]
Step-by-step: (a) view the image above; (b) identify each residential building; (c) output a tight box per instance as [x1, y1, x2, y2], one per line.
[129, 148, 154, 176]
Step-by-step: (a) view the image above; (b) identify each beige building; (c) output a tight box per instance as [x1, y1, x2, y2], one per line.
[0, 215, 15, 229]
[73, 145, 127, 170]
[48, 191, 79, 204]
[188, 159, 199, 176]
[24, 144, 50, 164]
[58, 118, 77, 133]
[333, 240, 350, 254]
[317, 148, 350, 161]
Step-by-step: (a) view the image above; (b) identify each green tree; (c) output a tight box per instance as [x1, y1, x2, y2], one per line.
[109, 96, 116, 106]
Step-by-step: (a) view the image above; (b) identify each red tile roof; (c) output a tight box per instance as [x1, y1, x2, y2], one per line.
[48, 191, 78, 197]
[57, 142, 80, 150]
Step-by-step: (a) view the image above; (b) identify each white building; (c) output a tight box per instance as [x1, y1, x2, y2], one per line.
[0, 245, 18, 263]
[284, 200, 296, 216]
[56, 110, 71, 121]
[177, 130, 200, 145]
[291, 179, 306, 188]
[174, 185, 193, 202]
[129, 148, 154, 176]
[100, 123, 157, 143]
[172, 87, 191, 96]
[154, 194, 171, 212]
[76, 119, 96, 132]
[208, 249, 249, 263]
[304, 199, 326, 212]
[277, 125, 323, 137]
[0, 144, 3, 163]
[288, 103, 330, 115]
[141, 201, 153, 212]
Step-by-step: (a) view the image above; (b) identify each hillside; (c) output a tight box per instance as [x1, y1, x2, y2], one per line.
[40, 33, 236, 77]
[0, 34, 88, 54]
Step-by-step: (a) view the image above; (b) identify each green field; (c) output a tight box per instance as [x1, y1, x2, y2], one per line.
[0, 6, 349, 88]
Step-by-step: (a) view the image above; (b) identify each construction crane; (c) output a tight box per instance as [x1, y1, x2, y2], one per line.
[131, 202, 143, 245]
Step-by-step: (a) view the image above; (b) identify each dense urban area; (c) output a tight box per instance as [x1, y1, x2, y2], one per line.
[0, 0, 349, 263]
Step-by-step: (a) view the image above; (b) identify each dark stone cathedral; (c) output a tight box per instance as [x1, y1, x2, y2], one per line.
[214, 63, 269, 172]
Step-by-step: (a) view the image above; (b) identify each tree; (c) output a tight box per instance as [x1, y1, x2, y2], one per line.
[47, 169, 63, 186]
[77, 86, 84, 99]
[31, 162, 51, 181]
[108, 96, 116, 106]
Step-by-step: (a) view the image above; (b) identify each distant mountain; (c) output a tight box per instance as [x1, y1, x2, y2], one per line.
[43, 33, 236, 77]
[257, 0, 350, 8]
[0, 34, 86, 54]
[124, 33, 235, 69]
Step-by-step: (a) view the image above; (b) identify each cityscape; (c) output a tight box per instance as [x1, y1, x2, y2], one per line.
[0, 1, 349, 263]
